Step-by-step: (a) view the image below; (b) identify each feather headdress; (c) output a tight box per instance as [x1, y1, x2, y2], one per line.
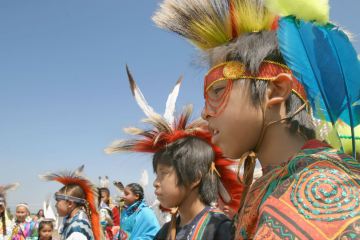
[0, 183, 19, 205]
[153, 0, 276, 50]
[154, 0, 360, 159]
[40, 165, 101, 240]
[268, 0, 360, 159]
[105, 66, 244, 212]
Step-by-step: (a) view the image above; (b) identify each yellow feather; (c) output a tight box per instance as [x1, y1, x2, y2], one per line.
[233, 1, 275, 34]
[265, 0, 329, 24]
[153, 0, 276, 50]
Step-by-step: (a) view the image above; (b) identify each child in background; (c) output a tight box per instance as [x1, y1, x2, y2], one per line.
[37, 221, 54, 240]
[9, 203, 38, 240]
[40, 166, 101, 240]
[33, 210, 45, 222]
[98, 188, 114, 240]
[0, 183, 18, 240]
[106, 69, 234, 239]
[117, 183, 159, 240]
[152, 136, 233, 239]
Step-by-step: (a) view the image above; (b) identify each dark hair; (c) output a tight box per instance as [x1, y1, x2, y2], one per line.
[208, 31, 316, 212]
[99, 187, 110, 196]
[38, 220, 53, 240]
[37, 209, 44, 218]
[153, 136, 218, 205]
[126, 183, 144, 201]
[208, 31, 316, 140]
[58, 184, 92, 221]
[0, 210, 6, 236]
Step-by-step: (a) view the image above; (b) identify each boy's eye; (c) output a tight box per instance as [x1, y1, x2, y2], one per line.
[213, 86, 225, 95]
[208, 80, 228, 98]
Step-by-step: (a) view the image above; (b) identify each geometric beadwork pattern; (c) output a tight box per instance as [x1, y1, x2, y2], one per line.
[260, 213, 296, 240]
[290, 165, 360, 221]
[235, 140, 360, 240]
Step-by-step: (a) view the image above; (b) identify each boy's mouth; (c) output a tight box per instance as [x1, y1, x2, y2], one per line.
[209, 125, 220, 136]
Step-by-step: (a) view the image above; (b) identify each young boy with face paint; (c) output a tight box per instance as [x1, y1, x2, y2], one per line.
[153, 0, 360, 239]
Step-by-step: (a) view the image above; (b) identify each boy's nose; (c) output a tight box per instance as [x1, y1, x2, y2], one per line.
[153, 178, 159, 188]
[201, 108, 210, 120]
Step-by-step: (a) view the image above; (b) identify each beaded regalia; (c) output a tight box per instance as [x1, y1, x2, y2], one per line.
[153, 0, 360, 239]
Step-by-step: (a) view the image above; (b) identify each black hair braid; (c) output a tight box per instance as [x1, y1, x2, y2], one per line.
[1, 212, 6, 236]
[83, 201, 92, 226]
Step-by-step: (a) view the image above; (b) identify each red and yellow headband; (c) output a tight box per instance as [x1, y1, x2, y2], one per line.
[204, 60, 307, 104]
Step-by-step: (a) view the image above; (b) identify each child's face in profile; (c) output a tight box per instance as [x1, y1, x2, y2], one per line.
[202, 80, 263, 159]
[39, 224, 53, 240]
[15, 206, 29, 222]
[153, 164, 187, 209]
[55, 198, 71, 217]
[123, 187, 139, 206]
[100, 190, 110, 204]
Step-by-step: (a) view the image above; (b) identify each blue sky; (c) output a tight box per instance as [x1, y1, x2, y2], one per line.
[0, 0, 359, 212]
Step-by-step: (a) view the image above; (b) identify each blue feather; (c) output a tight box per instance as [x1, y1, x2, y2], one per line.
[277, 16, 360, 158]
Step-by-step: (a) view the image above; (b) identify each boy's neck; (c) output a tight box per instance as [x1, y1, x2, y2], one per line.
[178, 188, 205, 227]
[69, 207, 80, 218]
[257, 123, 306, 168]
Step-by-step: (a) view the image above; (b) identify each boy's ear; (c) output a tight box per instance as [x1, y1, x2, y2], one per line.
[189, 174, 202, 189]
[266, 73, 293, 107]
[67, 201, 75, 209]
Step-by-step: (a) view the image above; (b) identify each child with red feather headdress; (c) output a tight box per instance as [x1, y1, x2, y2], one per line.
[105, 67, 243, 239]
[40, 166, 101, 240]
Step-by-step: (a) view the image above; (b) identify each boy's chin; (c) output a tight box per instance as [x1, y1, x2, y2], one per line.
[158, 200, 175, 210]
[221, 146, 245, 159]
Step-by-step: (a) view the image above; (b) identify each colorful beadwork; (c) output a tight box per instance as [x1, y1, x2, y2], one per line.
[236, 140, 360, 240]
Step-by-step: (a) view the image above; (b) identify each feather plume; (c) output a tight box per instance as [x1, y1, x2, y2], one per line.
[126, 65, 160, 119]
[265, 0, 329, 24]
[0, 183, 19, 198]
[2, 183, 19, 192]
[277, 17, 360, 158]
[40, 166, 101, 240]
[153, 0, 275, 50]
[164, 76, 183, 124]
[113, 181, 125, 192]
[107, 65, 244, 213]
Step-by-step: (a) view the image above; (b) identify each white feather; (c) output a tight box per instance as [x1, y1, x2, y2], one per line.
[126, 66, 161, 119]
[164, 76, 183, 123]
[139, 170, 149, 187]
[132, 83, 159, 118]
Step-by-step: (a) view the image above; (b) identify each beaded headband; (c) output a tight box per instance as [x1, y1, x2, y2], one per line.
[54, 193, 87, 205]
[204, 60, 307, 104]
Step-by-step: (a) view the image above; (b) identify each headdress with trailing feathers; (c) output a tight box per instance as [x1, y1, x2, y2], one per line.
[0, 183, 19, 206]
[40, 165, 101, 240]
[153, 0, 360, 159]
[0, 183, 19, 237]
[105, 66, 244, 214]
